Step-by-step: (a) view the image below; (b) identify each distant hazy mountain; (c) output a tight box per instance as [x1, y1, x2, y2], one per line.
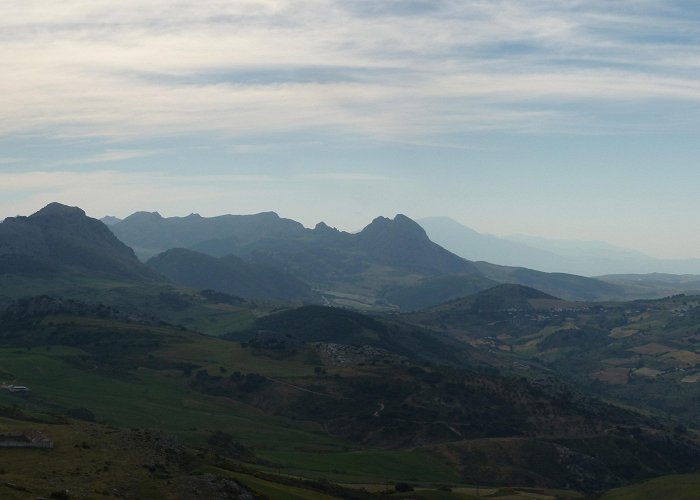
[596, 273, 700, 298]
[109, 211, 490, 308]
[0, 203, 156, 281]
[419, 216, 700, 276]
[147, 248, 317, 301]
[100, 216, 122, 226]
[110, 211, 479, 278]
[473, 261, 624, 301]
[230, 214, 482, 292]
[109, 211, 305, 260]
[108, 210, 635, 308]
[417, 216, 563, 271]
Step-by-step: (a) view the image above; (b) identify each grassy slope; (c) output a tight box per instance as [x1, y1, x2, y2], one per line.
[256, 450, 461, 483]
[0, 274, 261, 336]
[202, 467, 342, 500]
[601, 473, 700, 500]
[4, 294, 696, 496]
[0, 346, 336, 451]
[0, 416, 219, 499]
[0, 316, 472, 485]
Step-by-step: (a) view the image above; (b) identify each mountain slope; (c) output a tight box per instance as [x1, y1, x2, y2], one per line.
[414, 283, 570, 319]
[355, 215, 480, 275]
[380, 274, 498, 311]
[228, 304, 472, 365]
[147, 248, 316, 301]
[110, 211, 486, 309]
[239, 214, 479, 279]
[474, 261, 626, 301]
[0, 203, 156, 281]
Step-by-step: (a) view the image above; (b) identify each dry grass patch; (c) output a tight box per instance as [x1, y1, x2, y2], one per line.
[609, 327, 639, 339]
[591, 368, 630, 385]
[602, 357, 638, 367]
[629, 343, 673, 355]
[661, 350, 700, 367]
[633, 367, 663, 378]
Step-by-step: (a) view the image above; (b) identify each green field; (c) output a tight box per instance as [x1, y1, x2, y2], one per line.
[0, 347, 340, 451]
[0, 341, 470, 488]
[601, 473, 700, 500]
[203, 467, 342, 500]
[257, 449, 462, 483]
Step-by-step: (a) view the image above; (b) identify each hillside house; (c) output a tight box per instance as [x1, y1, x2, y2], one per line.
[0, 431, 53, 449]
[7, 385, 29, 393]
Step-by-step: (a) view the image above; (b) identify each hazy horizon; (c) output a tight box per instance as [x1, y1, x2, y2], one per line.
[3, 1, 700, 259]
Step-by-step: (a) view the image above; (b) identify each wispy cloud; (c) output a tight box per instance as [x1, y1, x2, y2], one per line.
[300, 172, 387, 181]
[1, 0, 699, 141]
[0, 157, 22, 164]
[0, 170, 280, 193]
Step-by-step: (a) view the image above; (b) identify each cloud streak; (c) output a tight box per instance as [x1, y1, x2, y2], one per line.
[2, 0, 699, 141]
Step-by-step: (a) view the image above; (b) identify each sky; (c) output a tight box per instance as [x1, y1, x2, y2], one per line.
[2, 0, 700, 259]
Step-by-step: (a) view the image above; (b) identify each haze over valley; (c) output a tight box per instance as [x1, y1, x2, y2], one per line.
[0, 202, 699, 497]
[4, 0, 700, 498]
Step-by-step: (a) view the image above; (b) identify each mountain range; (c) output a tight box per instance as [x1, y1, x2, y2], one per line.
[2, 202, 700, 496]
[419, 216, 700, 277]
[104, 209, 645, 308]
[3, 203, 695, 311]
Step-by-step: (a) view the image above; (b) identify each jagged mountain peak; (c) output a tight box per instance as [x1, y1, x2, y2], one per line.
[360, 214, 428, 241]
[100, 216, 122, 226]
[350, 214, 480, 276]
[31, 202, 86, 218]
[253, 211, 282, 219]
[123, 211, 163, 222]
[313, 221, 340, 233]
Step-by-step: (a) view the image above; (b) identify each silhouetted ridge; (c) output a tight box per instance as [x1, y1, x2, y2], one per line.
[359, 214, 429, 241]
[111, 210, 307, 260]
[31, 202, 86, 218]
[356, 214, 479, 275]
[100, 216, 122, 226]
[122, 211, 163, 222]
[313, 221, 339, 233]
[0, 202, 157, 281]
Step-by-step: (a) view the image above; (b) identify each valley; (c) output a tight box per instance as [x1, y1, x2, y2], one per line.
[0, 203, 698, 498]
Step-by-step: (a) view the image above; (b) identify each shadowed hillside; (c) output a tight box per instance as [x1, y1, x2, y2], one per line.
[0, 203, 158, 281]
[147, 248, 317, 301]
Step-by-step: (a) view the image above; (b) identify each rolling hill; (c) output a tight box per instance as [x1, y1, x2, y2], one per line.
[147, 248, 317, 301]
[474, 261, 626, 301]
